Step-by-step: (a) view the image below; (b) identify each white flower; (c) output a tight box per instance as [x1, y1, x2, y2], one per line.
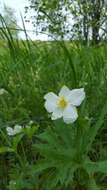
[29, 120, 33, 125]
[44, 86, 85, 124]
[6, 127, 14, 136]
[0, 88, 8, 95]
[6, 125, 22, 136]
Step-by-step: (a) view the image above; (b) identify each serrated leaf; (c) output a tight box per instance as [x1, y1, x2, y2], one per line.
[33, 160, 56, 173]
[84, 159, 107, 176]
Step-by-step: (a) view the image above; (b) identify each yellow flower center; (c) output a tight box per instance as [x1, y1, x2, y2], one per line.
[57, 96, 68, 109]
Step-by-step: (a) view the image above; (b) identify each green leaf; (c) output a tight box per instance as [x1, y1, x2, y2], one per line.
[12, 134, 24, 150]
[33, 125, 78, 189]
[84, 159, 107, 176]
[0, 146, 14, 153]
[24, 124, 39, 139]
[54, 119, 76, 148]
[33, 160, 56, 173]
[84, 102, 107, 153]
[88, 178, 100, 190]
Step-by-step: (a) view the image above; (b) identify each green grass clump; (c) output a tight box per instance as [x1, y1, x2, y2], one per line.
[0, 20, 107, 190]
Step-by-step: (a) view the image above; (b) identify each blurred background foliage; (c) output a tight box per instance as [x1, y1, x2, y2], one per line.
[0, 0, 107, 189]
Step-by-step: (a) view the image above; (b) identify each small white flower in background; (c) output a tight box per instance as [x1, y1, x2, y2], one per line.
[6, 127, 14, 136]
[6, 125, 22, 136]
[0, 88, 8, 95]
[14, 125, 22, 134]
[44, 86, 85, 124]
[29, 120, 33, 125]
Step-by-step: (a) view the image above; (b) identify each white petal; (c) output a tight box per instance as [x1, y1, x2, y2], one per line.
[51, 108, 63, 120]
[14, 125, 22, 134]
[44, 92, 58, 113]
[59, 86, 71, 98]
[6, 127, 14, 136]
[44, 100, 57, 113]
[68, 88, 85, 106]
[63, 105, 78, 124]
[44, 92, 58, 101]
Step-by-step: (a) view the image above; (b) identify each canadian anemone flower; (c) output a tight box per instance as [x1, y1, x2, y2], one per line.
[44, 86, 85, 124]
[6, 125, 22, 136]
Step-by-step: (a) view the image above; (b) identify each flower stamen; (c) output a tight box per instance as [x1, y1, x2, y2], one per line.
[57, 97, 68, 109]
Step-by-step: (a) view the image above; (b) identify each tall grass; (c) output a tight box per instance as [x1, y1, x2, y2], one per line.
[0, 16, 107, 189]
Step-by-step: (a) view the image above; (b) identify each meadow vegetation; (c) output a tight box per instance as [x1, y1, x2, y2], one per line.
[0, 24, 107, 190]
